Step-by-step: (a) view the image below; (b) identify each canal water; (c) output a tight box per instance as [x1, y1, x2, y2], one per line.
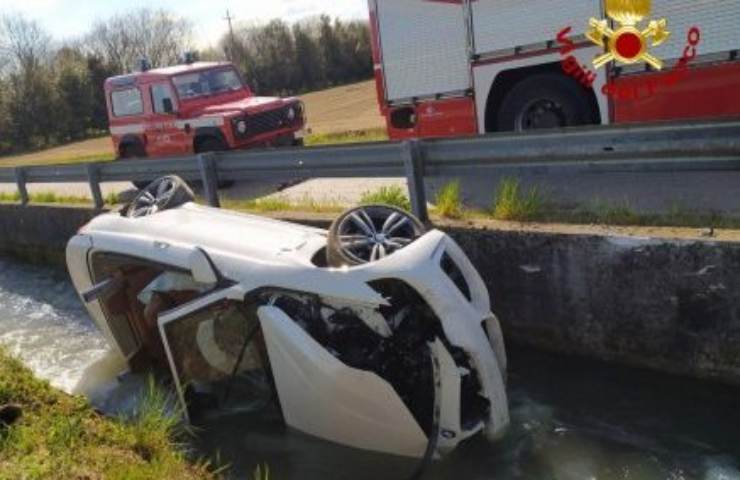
[1, 256, 738, 480]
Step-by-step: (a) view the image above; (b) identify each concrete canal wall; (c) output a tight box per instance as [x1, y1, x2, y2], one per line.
[1, 203, 739, 385]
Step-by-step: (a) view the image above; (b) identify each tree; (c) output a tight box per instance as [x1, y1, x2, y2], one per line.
[85, 9, 193, 73]
[54, 47, 94, 140]
[292, 22, 323, 91]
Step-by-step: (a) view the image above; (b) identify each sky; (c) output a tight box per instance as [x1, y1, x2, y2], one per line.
[0, 0, 369, 48]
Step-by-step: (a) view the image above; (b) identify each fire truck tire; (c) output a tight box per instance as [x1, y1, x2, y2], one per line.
[195, 137, 234, 189]
[119, 142, 151, 190]
[496, 73, 596, 132]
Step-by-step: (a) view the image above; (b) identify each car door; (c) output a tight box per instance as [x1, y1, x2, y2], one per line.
[146, 82, 190, 157]
[158, 289, 272, 421]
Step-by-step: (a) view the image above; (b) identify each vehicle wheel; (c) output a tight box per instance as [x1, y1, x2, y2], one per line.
[196, 137, 234, 189]
[326, 205, 427, 267]
[496, 73, 597, 132]
[125, 175, 195, 218]
[119, 143, 151, 190]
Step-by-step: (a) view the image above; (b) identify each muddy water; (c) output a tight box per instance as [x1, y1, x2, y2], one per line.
[1, 257, 738, 480]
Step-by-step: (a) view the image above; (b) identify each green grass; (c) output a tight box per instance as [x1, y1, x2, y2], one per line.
[0, 347, 217, 480]
[491, 177, 545, 222]
[305, 128, 388, 146]
[360, 186, 411, 211]
[221, 195, 344, 215]
[433, 180, 464, 219]
[0, 191, 120, 206]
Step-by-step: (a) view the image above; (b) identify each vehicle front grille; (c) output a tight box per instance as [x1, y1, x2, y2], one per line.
[243, 104, 301, 138]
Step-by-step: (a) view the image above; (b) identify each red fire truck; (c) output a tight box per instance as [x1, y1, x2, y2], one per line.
[105, 61, 305, 167]
[368, 0, 740, 140]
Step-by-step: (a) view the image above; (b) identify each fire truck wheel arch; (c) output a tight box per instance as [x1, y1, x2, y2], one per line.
[487, 69, 600, 132]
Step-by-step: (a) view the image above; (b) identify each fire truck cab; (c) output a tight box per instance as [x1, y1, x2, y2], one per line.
[105, 61, 305, 163]
[368, 0, 740, 140]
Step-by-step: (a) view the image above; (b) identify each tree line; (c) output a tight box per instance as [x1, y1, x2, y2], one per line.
[0, 10, 372, 156]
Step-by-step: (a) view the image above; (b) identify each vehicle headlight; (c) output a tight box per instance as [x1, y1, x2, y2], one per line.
[236, 119, 247, 134]
[287, 107, 296, 121]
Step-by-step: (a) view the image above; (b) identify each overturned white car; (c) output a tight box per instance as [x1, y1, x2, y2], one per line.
[66, 176, 509, 459]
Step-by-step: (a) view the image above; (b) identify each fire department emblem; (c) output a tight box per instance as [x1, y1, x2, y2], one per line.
[586, 0, 671, 70]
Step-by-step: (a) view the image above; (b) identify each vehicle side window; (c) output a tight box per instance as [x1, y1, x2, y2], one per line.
[111, 88, 144, 117]
[151, 83, 176, 114]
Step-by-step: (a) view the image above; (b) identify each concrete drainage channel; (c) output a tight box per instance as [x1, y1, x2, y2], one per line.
[1, 202, 739, 386]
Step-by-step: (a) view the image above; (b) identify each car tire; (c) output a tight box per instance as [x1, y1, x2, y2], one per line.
[496, 73, 597, 132]
[196, 137, 234, 189]
[125, 175, 195, 218]
[326, 205, 427, 267]
[119, 143, 151, 190]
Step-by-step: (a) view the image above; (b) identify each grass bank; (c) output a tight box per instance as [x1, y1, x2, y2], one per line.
[0, 347, 216, 480]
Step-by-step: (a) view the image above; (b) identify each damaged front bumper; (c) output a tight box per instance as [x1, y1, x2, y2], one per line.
[255, 230, 510, 458]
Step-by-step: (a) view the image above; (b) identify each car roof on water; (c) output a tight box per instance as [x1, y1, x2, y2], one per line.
[105, 62, 233, 88]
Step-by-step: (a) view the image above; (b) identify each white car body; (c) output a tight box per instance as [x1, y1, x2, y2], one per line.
[66, 202, 509, 459]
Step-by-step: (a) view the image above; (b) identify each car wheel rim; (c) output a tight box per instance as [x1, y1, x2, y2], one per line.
[337, 207, 421, 264]
[130, 177, 177, 218]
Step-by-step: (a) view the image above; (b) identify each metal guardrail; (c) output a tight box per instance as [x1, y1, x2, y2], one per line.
[1, 119, 739, 222]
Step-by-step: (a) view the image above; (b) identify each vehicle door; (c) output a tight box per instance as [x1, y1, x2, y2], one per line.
[145, 82, 190, 157]
[158, 289, 272, 421]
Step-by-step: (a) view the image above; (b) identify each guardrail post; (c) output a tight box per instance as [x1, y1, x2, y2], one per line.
[14, 167, 29, 205]
[86, 163, 104, 209]
[198, 152, 221, 208]
[402, 139, 429, 223]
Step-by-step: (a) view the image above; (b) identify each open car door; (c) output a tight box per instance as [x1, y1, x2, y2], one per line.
[158, 288, 273, 422]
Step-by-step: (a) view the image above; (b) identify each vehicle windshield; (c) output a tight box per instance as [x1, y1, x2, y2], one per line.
[172, 68, 244, 100]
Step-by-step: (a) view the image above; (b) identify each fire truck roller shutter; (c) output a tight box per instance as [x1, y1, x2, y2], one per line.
[491, 69, 600, 132]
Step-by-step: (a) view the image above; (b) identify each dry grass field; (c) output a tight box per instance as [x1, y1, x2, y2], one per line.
[301, 80, 383, 134]
[0, 80, 385, 167]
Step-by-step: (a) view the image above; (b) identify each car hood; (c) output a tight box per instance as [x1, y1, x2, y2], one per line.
[198, 96, 296, 116]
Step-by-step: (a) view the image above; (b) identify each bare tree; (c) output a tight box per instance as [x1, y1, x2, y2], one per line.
[85, 8, 193, 73]
[0, 14, 51, 73]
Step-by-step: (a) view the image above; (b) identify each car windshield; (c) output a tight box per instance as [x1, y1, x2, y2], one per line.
[172, 68, 244, 100]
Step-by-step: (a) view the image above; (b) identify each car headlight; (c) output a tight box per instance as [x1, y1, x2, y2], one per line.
[287, 107, 296, 121]
[236, 119, 247, 134]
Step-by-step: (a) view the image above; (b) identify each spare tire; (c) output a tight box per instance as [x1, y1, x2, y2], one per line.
[125, 175, 195, 218]
[327, 205, 427, 267]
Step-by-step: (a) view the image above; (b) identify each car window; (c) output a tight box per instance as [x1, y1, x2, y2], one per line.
[162, 299, 270, 417]
[151, 83, 176, 114]
[111, 87, 144, 117]
[172, 68, 243, 100]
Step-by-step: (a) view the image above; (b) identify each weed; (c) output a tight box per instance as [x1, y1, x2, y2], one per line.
[434, 180, 464, 219]
[492, 177, 545, 221]
[254, 463, 271, 480]
[360, 185, 411, 211]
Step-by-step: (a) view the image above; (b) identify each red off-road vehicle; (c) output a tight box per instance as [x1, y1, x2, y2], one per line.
[105, 61, 305, 181]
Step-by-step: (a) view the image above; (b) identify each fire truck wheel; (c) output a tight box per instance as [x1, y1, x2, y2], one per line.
[497, 73, 596, 132]
[196, 137, 235, 189]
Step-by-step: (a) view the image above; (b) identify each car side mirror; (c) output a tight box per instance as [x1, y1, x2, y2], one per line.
[162, 98, 175, 114]
[189, 248, 220, 285]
